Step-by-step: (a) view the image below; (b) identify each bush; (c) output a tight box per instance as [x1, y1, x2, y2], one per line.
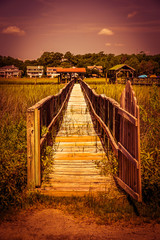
[140, 86, 160, 202]
[0, 118, 27, 210]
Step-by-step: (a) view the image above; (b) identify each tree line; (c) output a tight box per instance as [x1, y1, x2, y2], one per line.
[0, 51, 160, 77]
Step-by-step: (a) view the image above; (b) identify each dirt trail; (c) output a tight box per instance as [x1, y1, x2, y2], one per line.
[0, 208, 160, 240]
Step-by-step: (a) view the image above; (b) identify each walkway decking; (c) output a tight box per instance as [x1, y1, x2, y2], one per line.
[42, 84, 114, 193]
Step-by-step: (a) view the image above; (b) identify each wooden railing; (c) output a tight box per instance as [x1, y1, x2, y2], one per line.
[27, 80, 75, 187]
[79, 80, 142, 202]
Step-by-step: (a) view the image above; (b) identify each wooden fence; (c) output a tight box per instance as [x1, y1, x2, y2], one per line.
[114, 77, 160, 86]
[79, 80, 142, 202]
[27, 80, 75, 187]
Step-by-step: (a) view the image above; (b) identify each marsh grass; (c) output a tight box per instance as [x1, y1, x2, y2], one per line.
[0, 77, 59, 85]
[0, 79, 159, 223]
[0, 82, 64, 210]
[84, 78, 106, 85]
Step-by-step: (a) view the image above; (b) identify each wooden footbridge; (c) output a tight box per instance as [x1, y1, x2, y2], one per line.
[27, 80, 142, 201]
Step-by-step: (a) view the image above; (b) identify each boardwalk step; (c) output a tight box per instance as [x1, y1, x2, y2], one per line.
[55, 136, 99, 142]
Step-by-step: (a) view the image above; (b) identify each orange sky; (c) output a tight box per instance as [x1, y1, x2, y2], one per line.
[0, 0, 160, 60]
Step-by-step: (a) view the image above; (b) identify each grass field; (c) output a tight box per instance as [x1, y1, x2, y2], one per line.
[0, 77, 159, 223]
[0, 77, 59, 85]
[0, 79, 64, 210]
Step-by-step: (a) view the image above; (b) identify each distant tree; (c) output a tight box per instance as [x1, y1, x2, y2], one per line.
[37, 52, 63, 66]
[1, 51, 160, 77]
[60, 61, 71, 68]
[125, 56, 140, 74]
[139, 60, 157, 75]
[64, 51, 75, 66]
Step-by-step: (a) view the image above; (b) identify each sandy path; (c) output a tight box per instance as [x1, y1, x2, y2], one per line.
[0, 208, 160, 240]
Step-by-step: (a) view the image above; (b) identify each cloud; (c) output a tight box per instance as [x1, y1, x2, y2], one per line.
[2, 26, 26, 36]
[127, 11, 138, 18]
[98, 28, 114, 35]
[105, 43, 111, 46]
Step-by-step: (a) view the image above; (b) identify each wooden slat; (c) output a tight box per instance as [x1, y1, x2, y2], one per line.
[118, 108, 138, 126]
[136, 105, 142, 201]
[115, 177, 140, 202]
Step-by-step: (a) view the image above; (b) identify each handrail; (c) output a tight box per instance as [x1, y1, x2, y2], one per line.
[27, 80, 75, 187]
[81, 82, 118, 156]
[79, 79, 142, 202]
[40, 82, 74, 148]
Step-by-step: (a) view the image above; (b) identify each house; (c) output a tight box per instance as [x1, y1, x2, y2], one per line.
[87, 65, 103, 77]
[0, 65, 21, 78]
[87, 65, 103, 72]
[46, 67, 61, 78]
[107, 64, 135, 83]
[27, 66, 44, 78]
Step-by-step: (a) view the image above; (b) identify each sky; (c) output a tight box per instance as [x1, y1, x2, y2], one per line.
[0, 0, 160, 60]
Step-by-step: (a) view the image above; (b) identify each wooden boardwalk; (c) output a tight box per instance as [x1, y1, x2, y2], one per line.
[41, 84, 115, 193]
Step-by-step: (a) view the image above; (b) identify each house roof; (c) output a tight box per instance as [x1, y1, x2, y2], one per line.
[109, 64, 135, 71]
[47, 67, 63, 70]
[87, 65, 103, 69]
[27, 66, 44, 69]
[0, 65, 18, 70]
[56, 68, 86, 73]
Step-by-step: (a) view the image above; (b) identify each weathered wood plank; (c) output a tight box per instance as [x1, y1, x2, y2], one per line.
[27, 110, 35, 187]
[118, 108, 138, 126]
[118, 142, 139, 168]
[115, 177, 140, 202]
[34, 108, 41, 187]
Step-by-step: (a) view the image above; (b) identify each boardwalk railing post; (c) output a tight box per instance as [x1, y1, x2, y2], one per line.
[34, 108, 41, 187]
[27, 108, 41, 187]
[27, 109, 35, 187]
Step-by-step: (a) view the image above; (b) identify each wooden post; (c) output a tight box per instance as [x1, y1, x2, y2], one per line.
[27, 110, 35, 187]
[113, 105, 115, 138]
[27, 108, 41, 187]
[34, 108, 41, 187]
